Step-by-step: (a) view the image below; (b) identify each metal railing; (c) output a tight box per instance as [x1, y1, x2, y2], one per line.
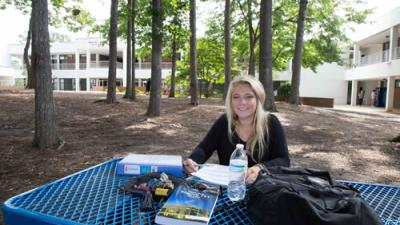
[51, 61, 173, 70]
[359, 49, 389, 66]
[393, 46, 400, 60]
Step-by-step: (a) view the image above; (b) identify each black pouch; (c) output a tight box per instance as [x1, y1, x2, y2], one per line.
[246, 167, 383, 225]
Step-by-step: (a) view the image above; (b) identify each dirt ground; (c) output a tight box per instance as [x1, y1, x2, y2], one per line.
[1, 88, 400, 223]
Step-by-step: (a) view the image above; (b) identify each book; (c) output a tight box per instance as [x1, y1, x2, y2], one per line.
[192, 164, 230, 187]
[155, 179, 219, 225]
[116, 154, 183, 178]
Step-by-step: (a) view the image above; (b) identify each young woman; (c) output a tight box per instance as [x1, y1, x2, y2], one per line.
[183, 75, 290, 184]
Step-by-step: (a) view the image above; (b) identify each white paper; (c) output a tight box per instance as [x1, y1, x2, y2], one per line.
[192, 164, 230, 187]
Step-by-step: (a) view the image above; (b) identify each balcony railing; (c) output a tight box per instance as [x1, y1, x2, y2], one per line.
[394, 47, 400, 60]
[51, 61, 173, 70]
[354, 47, 400, 67]
[358, 49, 389, 66]
[135, 62, 172, 70]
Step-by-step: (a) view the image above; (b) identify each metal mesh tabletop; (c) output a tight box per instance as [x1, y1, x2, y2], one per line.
[3, 158, 400, 225]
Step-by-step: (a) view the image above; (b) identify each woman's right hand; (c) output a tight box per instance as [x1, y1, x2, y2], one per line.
[183, 158, 198, 174]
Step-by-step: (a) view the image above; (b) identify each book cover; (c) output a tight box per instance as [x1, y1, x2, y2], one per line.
[116, 154, 183, 177]
[155, 181, 219, 225]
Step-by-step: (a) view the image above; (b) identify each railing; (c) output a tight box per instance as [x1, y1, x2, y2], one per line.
[59, 63, 75, 70]
[89, 61, 123, 69]
[354, 47, 400, 67]
[359, 49, 389, 66]
[393, 46, 400, 60]
[51, 61, 173, 70]
[134, 62, 172, 70]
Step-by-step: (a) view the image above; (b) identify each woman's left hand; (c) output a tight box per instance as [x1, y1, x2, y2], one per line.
[246, 165, 262, 184]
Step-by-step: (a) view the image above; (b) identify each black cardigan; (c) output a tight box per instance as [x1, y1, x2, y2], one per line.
[190, 113, 290, 168]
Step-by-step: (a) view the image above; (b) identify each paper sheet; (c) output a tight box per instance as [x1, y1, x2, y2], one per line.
[192, 164, 230, 187]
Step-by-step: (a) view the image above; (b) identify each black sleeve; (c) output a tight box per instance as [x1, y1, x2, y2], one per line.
[261, 114, 290, 167]
[189, 114, 226, 164]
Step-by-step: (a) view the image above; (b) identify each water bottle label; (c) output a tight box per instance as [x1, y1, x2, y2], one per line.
[230, 164, 245, 172]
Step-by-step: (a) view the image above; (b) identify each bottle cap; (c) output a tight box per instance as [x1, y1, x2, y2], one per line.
[236, 144, 244, 149]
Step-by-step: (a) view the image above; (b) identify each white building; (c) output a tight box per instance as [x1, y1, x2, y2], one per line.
[345, 7, 400, 111]
[271, 7, 400, 111]
[5, 37, 172, 91]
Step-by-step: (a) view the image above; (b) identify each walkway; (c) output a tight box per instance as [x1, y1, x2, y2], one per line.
[317, 105, 400, 122]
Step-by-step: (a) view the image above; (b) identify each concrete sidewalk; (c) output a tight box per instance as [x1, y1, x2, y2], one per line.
[326, 105, 400, 119]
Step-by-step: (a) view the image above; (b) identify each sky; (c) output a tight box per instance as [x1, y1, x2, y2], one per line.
[0, 0, 399, 65]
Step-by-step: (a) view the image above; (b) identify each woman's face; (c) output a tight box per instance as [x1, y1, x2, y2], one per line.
[231, 83, 257, 121]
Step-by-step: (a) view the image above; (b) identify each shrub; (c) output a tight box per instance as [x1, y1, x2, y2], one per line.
[277, 83, 291, 98]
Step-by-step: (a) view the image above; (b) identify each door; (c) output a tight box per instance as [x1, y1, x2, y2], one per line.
[347, 81, 352, 105]
[394, 80, 400, 109]
[80, 79, 87, 91]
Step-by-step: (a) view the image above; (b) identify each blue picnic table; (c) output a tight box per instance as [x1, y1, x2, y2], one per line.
[3, 158, 400, 225]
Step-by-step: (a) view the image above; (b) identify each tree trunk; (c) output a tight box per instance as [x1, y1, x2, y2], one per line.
[24, 15, 34, 89]
[131, 0, 136, 100]
[223, 0, 231, 100]
[205, 80, 210, 98]
[259, 0, 276, 111]
[289, 0, 308, 105]
[189, 0, 198, 105]
[106, 0, 119, 103]
[247, 0, 256, 76]
[147, 0, 162, 116]
[31, 0, 60, 149]
[169, 33, 177, 98]
[124, 0, 133, 99]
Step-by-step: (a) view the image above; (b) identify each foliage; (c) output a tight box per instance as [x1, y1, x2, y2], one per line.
[391, 134, 400, 143]
[207, 0, 371, 73]
[277, 82, 291, 98]
[0, 0, 95, 32]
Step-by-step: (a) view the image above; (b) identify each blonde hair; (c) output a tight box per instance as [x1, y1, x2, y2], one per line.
[225, 75, 269, 162]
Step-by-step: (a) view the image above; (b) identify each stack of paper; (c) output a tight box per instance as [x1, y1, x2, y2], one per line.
[192, 164, 230, 187]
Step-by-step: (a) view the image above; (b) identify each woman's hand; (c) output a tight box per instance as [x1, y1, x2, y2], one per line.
[183, 158, 198, 174]
[246, 164, 262, 184]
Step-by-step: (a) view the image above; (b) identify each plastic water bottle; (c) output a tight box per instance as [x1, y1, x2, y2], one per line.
[228, 143, 248, 202]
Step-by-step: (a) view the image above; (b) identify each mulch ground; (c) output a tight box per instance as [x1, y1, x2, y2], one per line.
[0, 88, 399, 224]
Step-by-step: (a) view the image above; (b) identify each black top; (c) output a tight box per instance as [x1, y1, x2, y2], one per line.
[190, 113, 290, 168]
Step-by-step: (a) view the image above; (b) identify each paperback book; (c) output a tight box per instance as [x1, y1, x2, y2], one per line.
[155, 179, 219, 225]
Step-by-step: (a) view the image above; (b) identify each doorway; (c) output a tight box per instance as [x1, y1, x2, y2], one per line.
[80, 79, 87, 91]
[394, 80, 400, 109]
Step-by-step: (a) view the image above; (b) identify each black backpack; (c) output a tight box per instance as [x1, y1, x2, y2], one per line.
[246, 167, 383, 225]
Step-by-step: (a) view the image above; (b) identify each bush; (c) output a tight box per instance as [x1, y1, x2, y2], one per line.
[277, 83, 291, 98]
[391, 134, 400, 142]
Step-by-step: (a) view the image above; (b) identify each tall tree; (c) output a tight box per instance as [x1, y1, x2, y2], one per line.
[24, 16, 34, 89]
[164, 0, 189, 98]
[289, 0, 308, 105]
[259, 0, 276, 111]
[189, 0, 198, 105]
[147, 0, 162, 116]
[106, 0, 119, 104]
[31, 0, 59, 149]
[169, 30, 178, 98]
[237, 0, 259, 76]
[223, 0, 231, 100]
[247, 0, 256, 76]
[124, 0, 133, 99]
[131, 0, 137, 100]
